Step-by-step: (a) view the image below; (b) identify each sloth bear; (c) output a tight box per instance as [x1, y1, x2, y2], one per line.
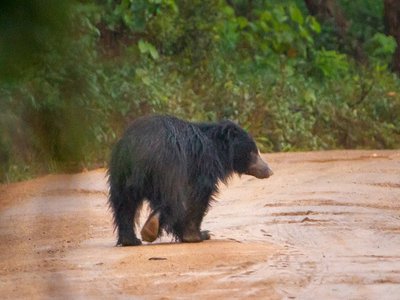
[108, 115, 273, 246]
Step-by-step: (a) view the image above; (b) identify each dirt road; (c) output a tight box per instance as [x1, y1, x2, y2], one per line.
[1, 150, 399, 299]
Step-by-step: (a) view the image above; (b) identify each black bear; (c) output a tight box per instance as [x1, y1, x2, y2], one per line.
[108, 115, 273, 246]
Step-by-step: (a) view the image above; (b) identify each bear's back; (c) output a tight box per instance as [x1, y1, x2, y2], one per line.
[119, 115, 218, 176]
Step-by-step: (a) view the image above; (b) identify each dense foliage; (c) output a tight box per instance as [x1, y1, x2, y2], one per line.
[1, 0, 399, 182]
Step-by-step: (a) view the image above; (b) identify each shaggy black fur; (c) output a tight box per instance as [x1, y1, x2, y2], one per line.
[108, 115, 272, 246]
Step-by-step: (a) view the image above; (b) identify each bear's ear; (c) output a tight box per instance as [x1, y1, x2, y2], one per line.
[219, 120, 240, 141]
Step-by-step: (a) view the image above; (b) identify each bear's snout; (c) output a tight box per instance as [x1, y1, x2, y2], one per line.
[246, 153, 273, 179]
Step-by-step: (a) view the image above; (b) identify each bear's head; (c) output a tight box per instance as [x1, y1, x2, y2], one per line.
[219, 121, 273, 179]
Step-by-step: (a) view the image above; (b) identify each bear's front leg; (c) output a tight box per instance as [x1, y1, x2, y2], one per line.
[182, 223, 202, 242]
[182, 223, 211, 243]
[200, 230, 211, 240]
[181, 194, 213, 242]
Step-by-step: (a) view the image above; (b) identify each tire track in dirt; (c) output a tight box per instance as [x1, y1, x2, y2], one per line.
[206, 150, 400, 299]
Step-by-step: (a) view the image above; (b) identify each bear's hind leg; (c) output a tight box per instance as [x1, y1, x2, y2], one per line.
[115, 194, 142, 246]
[140, 210, 161, 242]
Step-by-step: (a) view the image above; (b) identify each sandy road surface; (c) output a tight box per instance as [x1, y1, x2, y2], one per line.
[0, 150, 399, 299]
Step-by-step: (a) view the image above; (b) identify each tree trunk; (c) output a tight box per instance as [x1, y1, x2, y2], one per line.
[304, 0, 369, 62]
[304, 0, 349, 37]
[384, 0, 400, 74]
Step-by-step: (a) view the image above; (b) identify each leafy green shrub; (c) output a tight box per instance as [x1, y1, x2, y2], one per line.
[365, 33, 397, 68]
[313, 49, 350, 79]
